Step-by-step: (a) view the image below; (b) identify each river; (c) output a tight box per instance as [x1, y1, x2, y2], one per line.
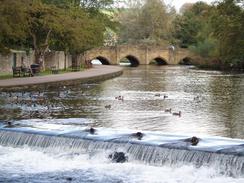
[0, 65, 243, 182]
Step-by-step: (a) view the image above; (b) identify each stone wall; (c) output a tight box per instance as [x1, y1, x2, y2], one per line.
[45, 51, 65, 69]
[0, 51, 34, 73]
[42, 51, 73, 70]
[0, 54, 13, 73]
[0, 51, 73, 73]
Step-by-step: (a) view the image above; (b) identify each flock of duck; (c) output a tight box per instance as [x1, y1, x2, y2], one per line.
[83, 127, 199, 145]
[1, 91, 68, 118]
[2, 90, 200, 119]
[105, 93, 183, 117]
[2, 89, 201, 165]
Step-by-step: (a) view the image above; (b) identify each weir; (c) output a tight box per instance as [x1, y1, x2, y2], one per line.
[0, 128, 244, 177]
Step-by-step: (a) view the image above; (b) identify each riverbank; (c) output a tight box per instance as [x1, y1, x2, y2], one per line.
[0, 65, 123, 91]
[190, 55, 244, 72]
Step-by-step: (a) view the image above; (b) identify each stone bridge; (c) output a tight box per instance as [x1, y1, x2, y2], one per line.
[83, 45, 193, 66]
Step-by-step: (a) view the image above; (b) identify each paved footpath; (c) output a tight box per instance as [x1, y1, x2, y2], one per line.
[0, 65, 123, 89]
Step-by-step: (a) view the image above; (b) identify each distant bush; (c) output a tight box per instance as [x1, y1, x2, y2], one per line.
[189, 38, 216, 57]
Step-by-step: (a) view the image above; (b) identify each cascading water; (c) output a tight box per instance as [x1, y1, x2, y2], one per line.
[1, 66, 244, 182]
[0, 127, 243, 178]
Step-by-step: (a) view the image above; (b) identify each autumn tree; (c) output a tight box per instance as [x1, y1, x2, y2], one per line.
[211, 0, 244, 69]
[117, 0, 174, 45]
[173, 2, 212, 48]
[0, 0, 29, 54]
[0, 0, 116, 69]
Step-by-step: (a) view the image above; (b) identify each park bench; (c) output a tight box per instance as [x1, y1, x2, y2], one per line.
[12, 66, 32, 77]
[71, 64, 80, 71]
[12, 67, 21, 77]
[51, 66, 59, 74]
[30, 64, 40, 76]
[21, 67, 32, 77]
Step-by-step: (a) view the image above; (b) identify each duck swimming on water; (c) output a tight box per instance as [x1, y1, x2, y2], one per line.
[84, 127, 96, 134]
[105, 104, 111, 109]
[165, 108, 172, 113]
[172, 111, 181, 117]
[184, 136, 200, 146]
[131, 132, 144, 140]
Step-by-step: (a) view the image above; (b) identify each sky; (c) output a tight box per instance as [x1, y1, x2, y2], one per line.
[164, 0, 217, 11]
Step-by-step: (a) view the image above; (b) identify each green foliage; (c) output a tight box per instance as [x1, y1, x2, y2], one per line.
[173, 2, 212, 47]
[0, 0, 29, 53]
[189, 38, 217, 57]
[117, 0, 175, 45]
[0, 0, 116, 63]
[210, 0, 244, 67]
[174, 0, 244, 70]
[50, 7, 106, 54]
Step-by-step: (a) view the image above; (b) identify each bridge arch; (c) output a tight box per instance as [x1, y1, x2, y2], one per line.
[120, 55, 140, 67]
[150, 57, 168, 65]
[84, 45, 192, 66]
[179, 57, 194, 65]
[92, 56, 110, 65]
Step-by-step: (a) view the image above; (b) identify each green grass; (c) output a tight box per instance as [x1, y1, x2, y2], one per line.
[40, 67, 85, 76]
[0, 73, 12, 80]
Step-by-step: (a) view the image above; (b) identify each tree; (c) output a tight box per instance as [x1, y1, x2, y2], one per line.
[26, 1, 66, 67]
[0, 0, 116, 69]
[0, 0, 29, 54]
[179, 3, 194, 14]
[211, 0, 244, 68]
[117, 0, 174, 45]
[173, 2, 212, 48]
[140, 0, 170, 41]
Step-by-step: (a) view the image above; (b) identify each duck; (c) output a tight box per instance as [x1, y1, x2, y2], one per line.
[115, 96, 124, 101]
[184, 136, 200, 146]
[7, 121, 13, 127]
[165, 108, 172, 113]
[194, 96, 199, 100]
[194, 96, 201, 101]
[89, 127, 96, 134]
[172, 111, 181, 117]
[5, 121, 14, 128]
[105, 104, 111, 109]
[163, 95, 168, 99]
[155, 93, 160, 97]
[190, 136, 199, 146]
[131, 131, 144, 140]
[85, 127, 96, 134]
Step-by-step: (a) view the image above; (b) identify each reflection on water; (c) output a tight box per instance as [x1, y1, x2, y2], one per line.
[0, 65, 243, 139]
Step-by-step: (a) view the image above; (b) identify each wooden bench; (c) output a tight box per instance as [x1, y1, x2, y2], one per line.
[12, 67, 21, 77]
[71, 64, 80, 72]
[12, 66, 34, 77]
[21, 67, 32, 77]
[30, 64, 40, 76]
[51, 66, 59, 74]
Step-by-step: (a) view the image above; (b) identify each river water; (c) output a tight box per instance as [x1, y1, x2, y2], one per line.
[0, 65, 244, 182]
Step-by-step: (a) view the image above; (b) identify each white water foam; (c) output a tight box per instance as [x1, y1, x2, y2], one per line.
[0, 145, 243, 183]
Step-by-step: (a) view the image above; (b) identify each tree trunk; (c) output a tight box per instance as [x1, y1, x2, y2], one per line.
[64, 51, 67, 71]
[31, 30, 52, 71]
